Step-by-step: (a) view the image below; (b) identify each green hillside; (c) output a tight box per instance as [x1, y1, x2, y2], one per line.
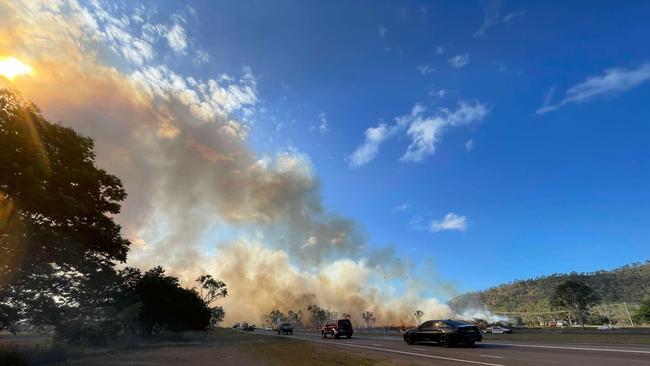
[449, 262, 650, 324]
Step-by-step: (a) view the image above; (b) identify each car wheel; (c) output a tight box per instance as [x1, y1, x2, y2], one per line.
[404, 333, 414, 345]
[346, 335, 351, 339]
[439, 335, 451, 348]
[466, 340, 475, 347]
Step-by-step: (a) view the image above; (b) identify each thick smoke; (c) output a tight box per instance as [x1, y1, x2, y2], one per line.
[1, 0, 456, 325]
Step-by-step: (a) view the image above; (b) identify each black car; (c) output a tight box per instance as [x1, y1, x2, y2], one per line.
[278, 323, 294, 335]
[403, 319, 482, 347]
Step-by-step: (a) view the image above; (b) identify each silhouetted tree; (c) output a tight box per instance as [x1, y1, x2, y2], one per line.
[551, 280, 599, 328]
[195, 275, 228, 327]
[266, 309, 285, 327]
[307, 304, 335, 327]
[362, 311, 376, 328]
[413, 310, 424, 325]
[287, 310, 303, 325]
[134, 267, 212, 334]
[0, 88, 129, 326]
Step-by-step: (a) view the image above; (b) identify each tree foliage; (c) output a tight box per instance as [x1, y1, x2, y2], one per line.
[307, 304, 336, 327]
[195, 275, 227, 327]
[133, 267, 212, 334]
[0, 88, 129, 325]
[550, 280, 600, 328]
[448, 262, 650, 320]
[0, 89, 227, 341]
[635, 298, 650, 324]
[361, 311, 376, 328]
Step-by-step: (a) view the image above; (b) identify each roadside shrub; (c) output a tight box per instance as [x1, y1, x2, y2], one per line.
[55, 319, 120, 346]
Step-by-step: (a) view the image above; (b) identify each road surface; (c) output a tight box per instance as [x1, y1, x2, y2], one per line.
[250, 330, 650, 366]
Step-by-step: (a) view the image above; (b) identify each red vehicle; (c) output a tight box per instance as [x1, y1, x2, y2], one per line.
[321, 319, 354, 339]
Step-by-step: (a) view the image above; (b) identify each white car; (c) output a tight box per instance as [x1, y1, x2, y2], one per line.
[265, 326, 272, 331]
[484, 326, 512, 334]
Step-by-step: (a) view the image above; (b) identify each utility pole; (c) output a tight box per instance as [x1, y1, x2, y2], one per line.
[623, 303, 634, 326]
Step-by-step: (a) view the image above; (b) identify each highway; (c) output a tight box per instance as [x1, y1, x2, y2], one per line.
[250, 330, 650, 366]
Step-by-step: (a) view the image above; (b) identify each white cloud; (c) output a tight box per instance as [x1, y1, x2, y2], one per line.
[392, 203, 411, 213]
[448, 54, 469, 69]
[465, 139, 475, 152]
[348, 122, 395, 168]
[194, 50, 210, 64]
[378, 26, 387, 39]
[349, 100, 488, 167]
[311, 112, 329, 134]
[166, 23, 187, 54]
[401, 101, 489, 162]
[474, 0, 501, 38]
[131, 65, 257, 122]
[430, 213, 467, 232]
[417, 65, 435, 75]
[435, 45, 445, 55]
[429, 88, 448, 99]
[103, 23, 155, 65]
[537, 63, 650, 114]
[474, 0, 525, 38]
[502, 10, 526, 23]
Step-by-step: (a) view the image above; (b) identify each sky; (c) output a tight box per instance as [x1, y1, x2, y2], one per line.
[193, 0, 650, 289]
[2, 0, 650, 323]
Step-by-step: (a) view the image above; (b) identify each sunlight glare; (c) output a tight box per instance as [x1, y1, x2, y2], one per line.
[0, 57, 33, 80]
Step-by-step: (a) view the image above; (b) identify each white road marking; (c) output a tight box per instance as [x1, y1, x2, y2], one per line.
[480, 355, 504, 359]
[488, 342, 650, 355]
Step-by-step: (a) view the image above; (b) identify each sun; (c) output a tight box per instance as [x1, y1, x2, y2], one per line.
[0, 57, 33, 80]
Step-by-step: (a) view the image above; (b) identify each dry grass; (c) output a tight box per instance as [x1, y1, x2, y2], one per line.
[62, 329, 401, 366]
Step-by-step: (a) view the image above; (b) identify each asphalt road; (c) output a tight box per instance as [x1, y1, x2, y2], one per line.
[249, 330, 650, 366]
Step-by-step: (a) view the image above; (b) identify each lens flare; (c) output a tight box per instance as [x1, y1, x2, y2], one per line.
[0, 57, 33, 80]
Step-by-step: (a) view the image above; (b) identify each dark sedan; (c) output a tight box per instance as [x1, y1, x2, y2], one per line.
[403, 319, 482, 347]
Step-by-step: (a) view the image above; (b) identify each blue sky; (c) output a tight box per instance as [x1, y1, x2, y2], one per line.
[167, 0, 650, 292]
[7, 0, 650, 298]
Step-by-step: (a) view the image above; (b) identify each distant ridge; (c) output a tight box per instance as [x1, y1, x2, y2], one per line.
[449, 261, 650, 315]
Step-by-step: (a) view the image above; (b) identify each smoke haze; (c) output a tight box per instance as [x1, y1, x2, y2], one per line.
[1, 0, 457, 325]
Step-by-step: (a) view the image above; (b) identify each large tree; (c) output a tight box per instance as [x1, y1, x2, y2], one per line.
[551, 280, 600, 328]
[0, 88, 130, 325]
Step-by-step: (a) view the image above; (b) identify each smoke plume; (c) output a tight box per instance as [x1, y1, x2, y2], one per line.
[1, 0, 456, 325]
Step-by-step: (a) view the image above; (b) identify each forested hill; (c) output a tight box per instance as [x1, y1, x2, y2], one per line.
[449, 262, 650, 313]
